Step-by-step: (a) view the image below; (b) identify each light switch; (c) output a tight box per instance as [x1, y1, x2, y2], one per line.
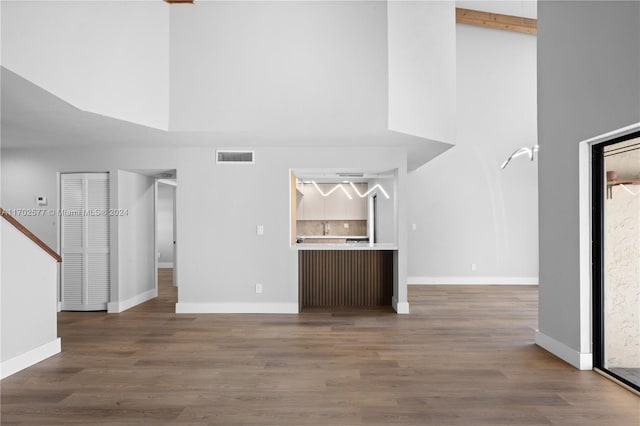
[257, 225, 264, 236]
[411, 223, 417, 231]
[36, 196, 47, 206]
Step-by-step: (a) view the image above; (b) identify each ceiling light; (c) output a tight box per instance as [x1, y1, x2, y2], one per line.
[337, 173, 364, 178]
[312, 181, 352, 199]
[349, 182, 390, 199]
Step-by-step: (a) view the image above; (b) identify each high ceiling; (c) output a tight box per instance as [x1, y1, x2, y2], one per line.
[1, 67, 451, 170]
[0, 1, 538, 169]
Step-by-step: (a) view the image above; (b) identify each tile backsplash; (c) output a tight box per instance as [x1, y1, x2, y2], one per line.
[297, 220, 367, 237]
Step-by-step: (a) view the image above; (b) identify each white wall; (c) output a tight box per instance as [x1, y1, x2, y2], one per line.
[1, 1, 169, 130]
[537, 0, 640, 368]
[1, 145, 411, 314]
[175, 146, 408, 313]
[1, 220, 59, 378]
[0, 148, 177, 249]
[387, 1, 456, 144]
[157, 183, 175, 266]
[169, 1, 388, 133]
[112, 170, 156, 310]
[408, 23, 538, 284]
[1, 148, 176, 312]
[456, 1, 537, 19]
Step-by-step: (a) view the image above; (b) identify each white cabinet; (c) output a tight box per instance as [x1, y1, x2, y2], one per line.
[324, 184, 347, 220]
[298, 183, 368, 221]
[346, 183, 368, 220]
[301, 184, 324, 220]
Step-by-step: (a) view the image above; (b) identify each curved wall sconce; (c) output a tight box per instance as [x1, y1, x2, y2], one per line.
[501, 145, 539, 169]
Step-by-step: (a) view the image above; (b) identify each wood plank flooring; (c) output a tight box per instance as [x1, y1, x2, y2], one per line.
[1, 271, 638, 425]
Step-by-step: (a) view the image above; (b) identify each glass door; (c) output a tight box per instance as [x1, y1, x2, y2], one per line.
[593, 132, 640, 392]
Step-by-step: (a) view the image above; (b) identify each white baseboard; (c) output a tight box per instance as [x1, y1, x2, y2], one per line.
[1, 338, 61, 380]
[158, 262, 174, 268]
[107, 288, 157, 313]
[175, 302, 299, 314]
[408, 276, 539, 285]
[392, 296, 410, 314]
[535, 330, 593, 370]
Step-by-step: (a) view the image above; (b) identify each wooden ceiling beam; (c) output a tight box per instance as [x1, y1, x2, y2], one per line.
[161, 4, 535, 34]
[456, 8, 537, 35]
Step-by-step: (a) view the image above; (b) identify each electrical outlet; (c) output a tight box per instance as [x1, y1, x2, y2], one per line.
[471, 263, 477, 271]
[344, 223, 349, 228]
[412, 223, 417, 231]
[257, 225, 264, 236]
[255, 283, 263, 294]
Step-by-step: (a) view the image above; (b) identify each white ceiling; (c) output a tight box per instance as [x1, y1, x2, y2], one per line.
[1, 67, 173, 149]
[1, 1, 538, 169]
[456, 1, 537, 19]
[1, 67, 452, 170]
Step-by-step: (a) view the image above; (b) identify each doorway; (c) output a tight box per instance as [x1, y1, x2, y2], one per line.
[156, 178, 176, 281]
[155, 173, 178, 310]
[592, 131, 640, 392]
[156, 180, 175, 269]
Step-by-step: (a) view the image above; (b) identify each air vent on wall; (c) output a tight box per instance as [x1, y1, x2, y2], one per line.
[337, 173, 364, 178]
[216, 150, 255, 164]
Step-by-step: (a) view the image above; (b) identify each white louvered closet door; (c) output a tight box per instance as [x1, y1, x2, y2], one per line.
[61, 173, 110, 311]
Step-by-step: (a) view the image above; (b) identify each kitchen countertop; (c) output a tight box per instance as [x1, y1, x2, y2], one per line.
[296, 243, 397, 251]
[297, 235, 368, 239]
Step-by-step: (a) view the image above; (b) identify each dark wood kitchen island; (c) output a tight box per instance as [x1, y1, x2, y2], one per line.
[297, 244, 397, 310]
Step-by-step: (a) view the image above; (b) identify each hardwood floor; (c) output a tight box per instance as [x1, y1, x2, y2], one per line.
[1, 272, 638, 425]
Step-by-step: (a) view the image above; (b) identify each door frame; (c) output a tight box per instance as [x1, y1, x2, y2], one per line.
[576, 122, 640, 373]
[154, 177, 177, 291]
[590, 128, 640, 392]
